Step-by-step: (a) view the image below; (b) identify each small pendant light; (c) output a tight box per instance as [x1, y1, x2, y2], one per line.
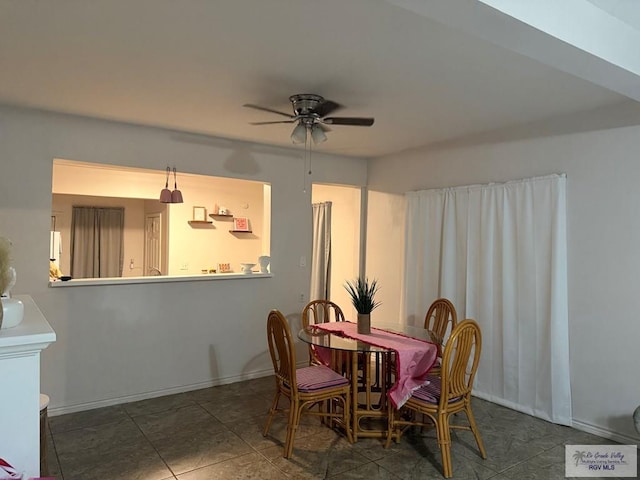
[171, 167, 184, 203]
[159, 167, 172, 203]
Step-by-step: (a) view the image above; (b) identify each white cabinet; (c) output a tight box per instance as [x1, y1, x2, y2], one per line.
[0, 295, 56, 478]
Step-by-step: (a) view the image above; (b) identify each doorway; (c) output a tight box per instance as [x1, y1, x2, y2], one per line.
[311, 184, 361, 316]
[144, 213, 163, 276]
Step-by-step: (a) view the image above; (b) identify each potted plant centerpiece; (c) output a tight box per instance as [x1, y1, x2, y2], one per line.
[344, 277, 381, 334]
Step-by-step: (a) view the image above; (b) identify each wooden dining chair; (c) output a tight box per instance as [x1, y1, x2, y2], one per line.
[302, 300, 345, 366]
[424, 298, 457, 340]
[385, 319, 486, 478]
[263, 309, 353, 458]
[424, 298, 457, 376]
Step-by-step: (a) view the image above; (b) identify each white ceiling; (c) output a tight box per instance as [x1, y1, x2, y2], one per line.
[0, 0, 638, 158]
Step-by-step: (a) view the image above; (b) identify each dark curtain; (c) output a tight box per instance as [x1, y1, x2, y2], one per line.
[70, 206, 124, 278]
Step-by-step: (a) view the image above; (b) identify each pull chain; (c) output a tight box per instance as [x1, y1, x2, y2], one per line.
[303, 131, 308, 193]
[302, 126, 313, 193]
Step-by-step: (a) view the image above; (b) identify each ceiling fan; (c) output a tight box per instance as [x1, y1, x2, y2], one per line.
[243, 94, 374, 144]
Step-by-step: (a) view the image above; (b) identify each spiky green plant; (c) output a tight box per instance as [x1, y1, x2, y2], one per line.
[0, 237, 12, 296]
[344, 277, 381, 314]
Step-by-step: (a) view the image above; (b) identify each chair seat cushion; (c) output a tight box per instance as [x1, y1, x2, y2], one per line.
[412, 375, 441, 403]
[411, 375, 463, 404]
[295, 365, 349, 392]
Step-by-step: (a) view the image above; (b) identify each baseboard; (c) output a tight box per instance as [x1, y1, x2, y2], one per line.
[48, 368, 275, 417]
[472, 391, 640, 445]
[572, 419, 640, 446]
[472, 390, 573, 426]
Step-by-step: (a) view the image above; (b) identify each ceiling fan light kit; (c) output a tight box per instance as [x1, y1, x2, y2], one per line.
[291, 123, 307, 144]
[310, 124, 327, 144]
[244, 93, 374, 144]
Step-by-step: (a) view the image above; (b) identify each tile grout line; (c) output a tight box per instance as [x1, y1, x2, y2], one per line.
[48, 426, 66, 480]
[124, 406, 179, 480]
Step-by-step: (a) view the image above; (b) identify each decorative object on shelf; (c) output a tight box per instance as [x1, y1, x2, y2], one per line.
[240, 263, 256, 274]
[233, 217, 250, 231]
[193, 206, 206, 222]
[344, 277, 381, 335]
[159, 166, 184, 204]
[1, 296, 24, 329]
[218, 206, 229, 215]
[49, 259, 64, 281]
[0, 236, 24, 330]
[258, 255, 270, 273]
[218, 263, 231, 273]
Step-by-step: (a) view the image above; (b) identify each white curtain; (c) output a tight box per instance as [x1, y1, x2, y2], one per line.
[402, 174, 571, 425]
[310, 202, 332, 301]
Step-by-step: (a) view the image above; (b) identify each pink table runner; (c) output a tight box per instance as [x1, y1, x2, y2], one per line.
[313, 321, 438, 408]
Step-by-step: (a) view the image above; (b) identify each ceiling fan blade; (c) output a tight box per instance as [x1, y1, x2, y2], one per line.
[312, 100, 342, 118]
[249, 120, 296, 125]
[243, 104, 294, 119]
[323, 117, 375, 126]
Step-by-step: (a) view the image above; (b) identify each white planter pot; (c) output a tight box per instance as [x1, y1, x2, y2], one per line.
[1, 297, 24, 329]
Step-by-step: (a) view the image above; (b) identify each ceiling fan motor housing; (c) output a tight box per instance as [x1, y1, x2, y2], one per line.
[289, 94, 324, 116]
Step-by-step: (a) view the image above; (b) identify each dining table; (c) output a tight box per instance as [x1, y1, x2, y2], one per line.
[298, 321, 441, 441]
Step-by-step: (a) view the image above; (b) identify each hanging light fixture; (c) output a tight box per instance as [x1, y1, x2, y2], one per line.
[159, 166, 184, 203]
[310, 124, 327, 144]
[290, 123, 307, 144]
[291, 121, 328, 145]
[159, 167, 172, 203]
[171, 167, 184, 203]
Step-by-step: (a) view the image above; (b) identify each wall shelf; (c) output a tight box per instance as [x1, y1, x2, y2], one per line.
[229, 230, 253, 233]
[188, 220, 213, 226]
[209, 213, 233, 219]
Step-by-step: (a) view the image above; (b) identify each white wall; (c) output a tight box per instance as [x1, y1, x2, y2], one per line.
[366, 119, 640, 441]
[0, 105, 367, 413]
[366, 190, 406, 327]
[311, 184, 361, 315]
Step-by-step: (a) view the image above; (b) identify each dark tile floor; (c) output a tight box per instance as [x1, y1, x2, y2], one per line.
[45, 376, 622, 479]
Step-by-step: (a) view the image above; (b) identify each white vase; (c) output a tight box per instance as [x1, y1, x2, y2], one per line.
[1, 296, 24, 329]
[258, 255, 270, 273]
